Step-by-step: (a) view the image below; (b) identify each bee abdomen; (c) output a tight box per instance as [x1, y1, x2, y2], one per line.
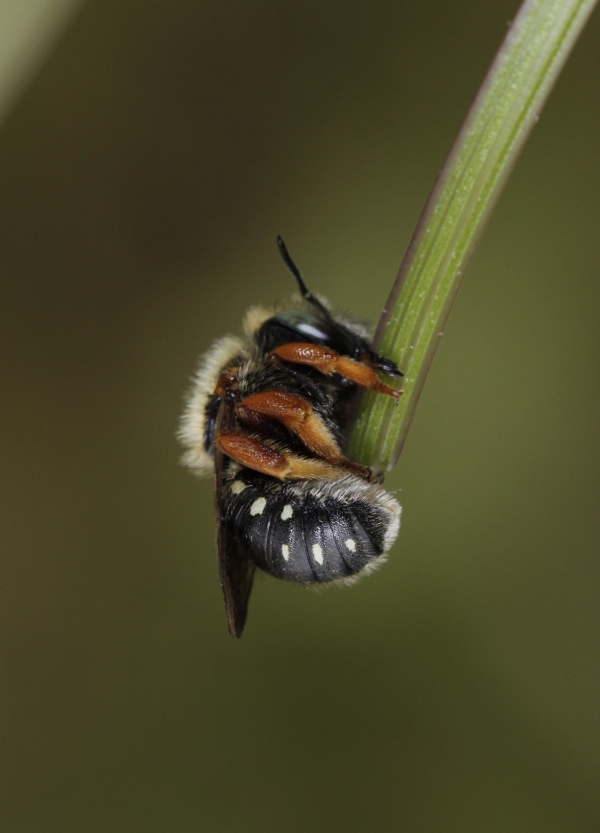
[225, 471, 400, 585]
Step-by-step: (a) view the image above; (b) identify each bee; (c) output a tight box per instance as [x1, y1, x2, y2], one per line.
[179, 238, 402, 637]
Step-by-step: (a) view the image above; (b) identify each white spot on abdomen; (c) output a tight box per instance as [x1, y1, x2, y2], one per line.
[281, 544, 289, 561]
[312, 544, 323, 565]
[231, 480, 246, 495]
[281, 504, 293, 520]
[345, 539, 356, 552]
[250, 497, 267, 516]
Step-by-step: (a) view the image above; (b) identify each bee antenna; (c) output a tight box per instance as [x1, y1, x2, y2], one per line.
[277, 236, 331, 317]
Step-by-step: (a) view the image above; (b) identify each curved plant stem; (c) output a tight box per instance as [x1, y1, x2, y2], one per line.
[347, 0, 598, 472]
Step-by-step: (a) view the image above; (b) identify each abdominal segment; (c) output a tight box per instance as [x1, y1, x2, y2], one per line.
[224, 468, 397, 584]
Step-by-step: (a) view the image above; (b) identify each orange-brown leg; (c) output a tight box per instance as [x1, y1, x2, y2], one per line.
[235, 390, 372, 479]
[270, 343, 402, 401]
[215, 432, 345, 481]
[213, 367, 239, 397]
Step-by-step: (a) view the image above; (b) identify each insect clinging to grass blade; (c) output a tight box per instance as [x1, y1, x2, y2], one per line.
[179, 238, 403, 637]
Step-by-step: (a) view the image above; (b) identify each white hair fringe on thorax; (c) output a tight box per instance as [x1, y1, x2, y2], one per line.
[178, 334, 244, 475]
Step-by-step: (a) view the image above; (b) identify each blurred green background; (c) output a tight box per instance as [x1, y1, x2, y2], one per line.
[1, 1, 599, 831]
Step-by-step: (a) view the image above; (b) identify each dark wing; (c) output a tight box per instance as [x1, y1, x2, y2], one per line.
[214, 389, 255, 638]
[217, 511, 255, 638]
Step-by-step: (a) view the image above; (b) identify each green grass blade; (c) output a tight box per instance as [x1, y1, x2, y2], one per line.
[347, 0, 598, 471]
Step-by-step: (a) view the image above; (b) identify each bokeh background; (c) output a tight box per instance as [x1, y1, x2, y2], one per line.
[1, 1, 599, 831]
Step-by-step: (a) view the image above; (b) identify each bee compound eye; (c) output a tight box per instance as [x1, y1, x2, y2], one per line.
[256, 310, 359, 356]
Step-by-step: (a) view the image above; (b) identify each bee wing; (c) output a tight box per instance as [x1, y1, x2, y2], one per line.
[214, 391, 255, 638]
[216, 505, 255, 638]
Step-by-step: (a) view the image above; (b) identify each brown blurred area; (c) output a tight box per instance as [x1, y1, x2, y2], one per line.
[1, 1, 599, 830]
